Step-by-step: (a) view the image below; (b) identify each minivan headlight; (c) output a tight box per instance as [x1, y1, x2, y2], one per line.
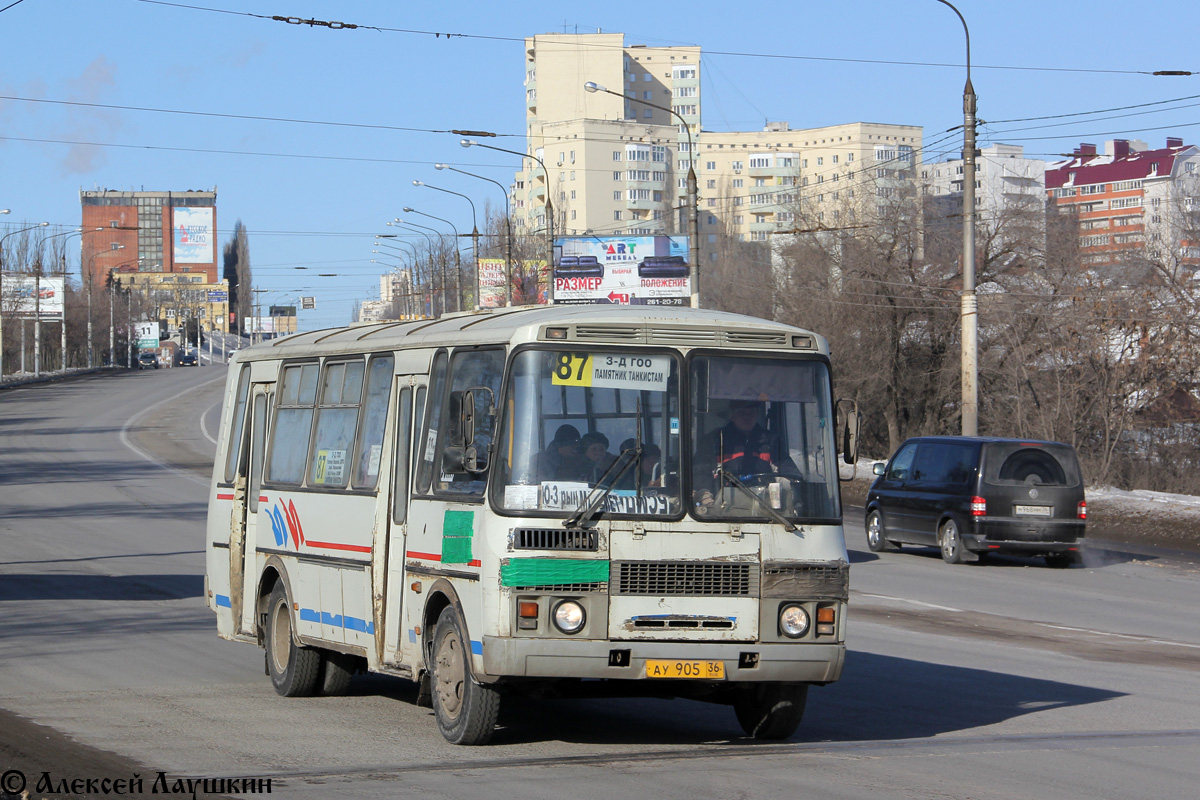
[779, 604, 810, 638]
[552, 600, 586, 634]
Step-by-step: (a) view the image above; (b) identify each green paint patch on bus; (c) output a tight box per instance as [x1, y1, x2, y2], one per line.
[442, 510, 474, 564]
[500, 558, 610, 587]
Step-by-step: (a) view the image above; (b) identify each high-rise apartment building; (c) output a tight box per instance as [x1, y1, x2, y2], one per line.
[1045, 138, 1200, 267]
[517, 33, 923, 262]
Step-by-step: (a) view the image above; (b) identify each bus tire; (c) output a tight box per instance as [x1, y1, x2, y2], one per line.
[319, 650, 356, 696]
[265, 583, 321, 697]
[734, 683, 808, 740]
[430, 606, 500, 745]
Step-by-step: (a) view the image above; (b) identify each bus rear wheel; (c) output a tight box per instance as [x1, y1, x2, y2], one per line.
[430, 606, 500, 745]
[734, 683, 808, 740]
[265, 583, 321, 697]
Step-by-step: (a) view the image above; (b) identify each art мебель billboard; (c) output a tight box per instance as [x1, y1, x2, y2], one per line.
[173, 207, 214, 264]
[553, 235, 690, 306]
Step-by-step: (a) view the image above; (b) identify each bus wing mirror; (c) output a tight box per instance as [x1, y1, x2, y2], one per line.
[836, 398, 860, 479]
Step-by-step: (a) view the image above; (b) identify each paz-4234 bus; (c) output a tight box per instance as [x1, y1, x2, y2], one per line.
[205, 305, 859, 744]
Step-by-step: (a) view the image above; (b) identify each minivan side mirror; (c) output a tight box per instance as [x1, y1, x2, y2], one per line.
[873, 462, 886, 476]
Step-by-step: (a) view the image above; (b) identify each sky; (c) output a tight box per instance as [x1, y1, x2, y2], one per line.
[2, 0, 1198, 331]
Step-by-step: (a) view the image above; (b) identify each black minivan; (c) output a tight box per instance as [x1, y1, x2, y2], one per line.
[865, 437, 1086, 567]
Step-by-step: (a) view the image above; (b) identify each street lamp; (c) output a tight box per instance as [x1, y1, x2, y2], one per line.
[461, 138, 554, 304]
[436, 163, 514, 308]
[403, 206, 463, 313]
[0, 220, 50, 380]
[393, 217, 450, 317]
[935, 0, 979, 436]
[585, 80, 700, 309]
[414, 179, 479, 311]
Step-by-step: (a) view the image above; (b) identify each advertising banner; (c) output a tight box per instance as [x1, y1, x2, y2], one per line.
[6, 276, 65, 319]
[207, 290, 228, 302]
[301, 296, 315, 310]
[243, 316, 276, 334]
[478, 259, 549, 307]
[552, 236, 690, 306]
[173, 207, 214, 263]
[136, 321, 160, 350]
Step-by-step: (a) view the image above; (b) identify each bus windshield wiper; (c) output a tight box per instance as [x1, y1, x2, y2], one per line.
[719, 469, 798, 532]
[564, 446, 639, 529]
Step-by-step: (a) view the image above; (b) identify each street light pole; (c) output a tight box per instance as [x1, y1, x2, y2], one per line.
[404, 207, 462, 313]
[436, 163, 513, 309]
[0, 220, 50, 380]
[936, 0, 979, 436]
[585, 81, 700, 309]
[414, 180, 479, 311]
[387, 222, 439, 316]
[461, 138, 554, 305]
[393, 218, 449, 317]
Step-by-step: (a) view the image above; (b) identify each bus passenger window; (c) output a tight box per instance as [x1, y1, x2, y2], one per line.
[416, 352, 448, 494]
[267, 362, 319, 485]
[353, 355, 394, 490]
[309, 359, 366, 488]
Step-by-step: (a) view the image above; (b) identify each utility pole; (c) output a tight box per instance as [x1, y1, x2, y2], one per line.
[252, 288, 269, 345]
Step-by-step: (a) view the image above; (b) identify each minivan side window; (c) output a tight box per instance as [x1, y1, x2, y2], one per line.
[912, 442, 976, 484]
[885, 443, 917, 481]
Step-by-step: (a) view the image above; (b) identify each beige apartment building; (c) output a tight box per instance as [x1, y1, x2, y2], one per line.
[517, 33, 923, 264]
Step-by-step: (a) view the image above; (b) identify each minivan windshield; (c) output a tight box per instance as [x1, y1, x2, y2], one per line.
[982, 442, 1082, 487]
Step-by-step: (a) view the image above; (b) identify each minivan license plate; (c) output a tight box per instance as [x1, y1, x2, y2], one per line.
[645, 659, 725, 679]
[1015, 505, 1052, 516]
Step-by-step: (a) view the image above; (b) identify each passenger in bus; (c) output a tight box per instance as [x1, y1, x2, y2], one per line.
[617, 439, 662, 489]
[693, 399, 800, 506]
[580, 431, 617, 484]
[538, 424, 585, 481]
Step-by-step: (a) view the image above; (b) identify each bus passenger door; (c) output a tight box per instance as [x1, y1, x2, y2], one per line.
[381, 380, 418, 665]
[236, 385, 271, 635]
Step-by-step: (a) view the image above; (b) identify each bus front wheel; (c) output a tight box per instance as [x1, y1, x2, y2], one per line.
[265, 583, 321, 697]
[734, 682, 808, 740]
[430, 606, 500, 745]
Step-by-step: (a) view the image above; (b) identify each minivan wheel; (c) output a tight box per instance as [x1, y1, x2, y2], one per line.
[866, 510, 890, 552]
[939, 519, 965, 565]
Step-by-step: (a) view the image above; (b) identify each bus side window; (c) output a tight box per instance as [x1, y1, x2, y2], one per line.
[248, 392, 268, 513]
[392, 387, 412, 525]
[415, 351, 448, 494]
[353, 355, 394, 490]
[267, 362, 319, 485]
[223, 365, 251, 484]
[411, 386, 427, 496]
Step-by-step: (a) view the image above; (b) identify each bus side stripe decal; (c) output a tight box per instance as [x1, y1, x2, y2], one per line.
[306, 540, 372, 553]
[298, 607, 374, 634]
[406, 550, 482, 568]
[215, 594, 231, 608]
[216, 493, 235, 501]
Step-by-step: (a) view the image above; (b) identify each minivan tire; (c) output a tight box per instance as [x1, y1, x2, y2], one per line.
[865, 510, 890, 552]
[939, 519, 966, 565]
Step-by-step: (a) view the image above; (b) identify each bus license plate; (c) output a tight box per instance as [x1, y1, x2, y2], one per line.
[1015, 505, 1052, 516]
[645, 659, 725, 679]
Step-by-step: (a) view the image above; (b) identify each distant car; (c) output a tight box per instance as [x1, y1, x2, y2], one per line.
[137, 353, 159, 370]
[865, 436, 1086, 568]
[179, 352, 198, 367]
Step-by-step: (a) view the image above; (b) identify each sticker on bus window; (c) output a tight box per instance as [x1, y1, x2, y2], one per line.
[504, 485, 540, 510]
[424, 428, 438, 462]
[315, 449, 347, 484]
[367, 444, 382, 476]
[539, 481, 591, 510]
[551, 352, 669, 392]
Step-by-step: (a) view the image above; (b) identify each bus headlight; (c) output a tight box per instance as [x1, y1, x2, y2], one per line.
[779, 604, 810, 638]
[552, 600, 586, 634]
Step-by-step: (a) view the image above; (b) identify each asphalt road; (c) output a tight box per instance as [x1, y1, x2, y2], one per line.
[1, 367, 1198, 799]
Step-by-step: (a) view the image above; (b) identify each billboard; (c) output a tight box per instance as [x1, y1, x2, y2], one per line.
[136, 321, 160, 349]
[478, 259, 549, 308]
[5, 276, 65, 319]
[173, 207, 214, 263]
[552, 236, 690, 306]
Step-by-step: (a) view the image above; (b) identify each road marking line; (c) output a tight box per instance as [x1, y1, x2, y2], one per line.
[1034, 623, 1200, 649]
[857, 593, 963, 612]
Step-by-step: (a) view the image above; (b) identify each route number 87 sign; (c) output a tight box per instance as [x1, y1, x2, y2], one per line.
[551, 352, 670, 392]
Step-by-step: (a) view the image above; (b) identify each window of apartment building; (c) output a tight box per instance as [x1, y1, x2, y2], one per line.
[1111, 180, 1143, 192]
[676, 86, 697, 97]
[613, 151, 622, 161]
[731, 160, 743, 171]
[679, 142, 690, 153]
[613, 171, 621, 181]
[570, 190, 576, 200]
[1081, 234, 1109, 248]
[733, 179, 743, 188]
[614, 191, 622, 201]
[749, 156, 770, 169]
[817, 157, 823, 166]
[673, 65, 697, 79]
[801, 177, 808, 186]
[678, 178, 687, 189]
[641, 109, 651, 118]
[707, 179, 716, 189]
[643, 73, 652, 81]
[818, 175, 824, 184]
[733, 215, 744, 225]
[781, 176, 795, 186]
[832, 155, 839, 164]
[614, 211, 622, 220]
[707, 198, 716, 207]
[628, 169, 650, 181]
[673, 104, 697, 116]
[1080, 184, 1106, 195]
[570, 171, 575, 181]
[847, 153, 854, 162]
[653, 146, 666, 162]
[570, 210, 576, 220]
[654, 210, 663, 220]
[817, 194, 824, 203]
[653, 171, 666, 182]
[628, 189, 651, 201]
[1151, 197, 1162, 207]
[1111, 197, 1142, 209]
[706, 161, 716, 170]
[733, 197, 743, 206]
[707, 214, 716, 224]
[755, 178, 766, 187]
[802, 159, 808, 168]
[678, 159, 691, 172]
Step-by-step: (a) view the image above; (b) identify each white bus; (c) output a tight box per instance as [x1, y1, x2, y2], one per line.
[205, 305, 858, 744]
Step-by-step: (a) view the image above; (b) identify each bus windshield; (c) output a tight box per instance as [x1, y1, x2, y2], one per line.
[689, 355, 840, 523]
[493, 348, 682, 517]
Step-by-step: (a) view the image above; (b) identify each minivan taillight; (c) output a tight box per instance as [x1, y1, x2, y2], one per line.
[971, 496, 986, 516]
[1077, 500, 1087, 520]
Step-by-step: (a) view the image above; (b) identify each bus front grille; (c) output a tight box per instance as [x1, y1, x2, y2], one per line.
[761, 561, 849, 600]
[512, 527, 599, 552]
[612, 561, 757, 596]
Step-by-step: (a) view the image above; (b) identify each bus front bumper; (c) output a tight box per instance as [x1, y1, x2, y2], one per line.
[480, 636, 845, 683]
